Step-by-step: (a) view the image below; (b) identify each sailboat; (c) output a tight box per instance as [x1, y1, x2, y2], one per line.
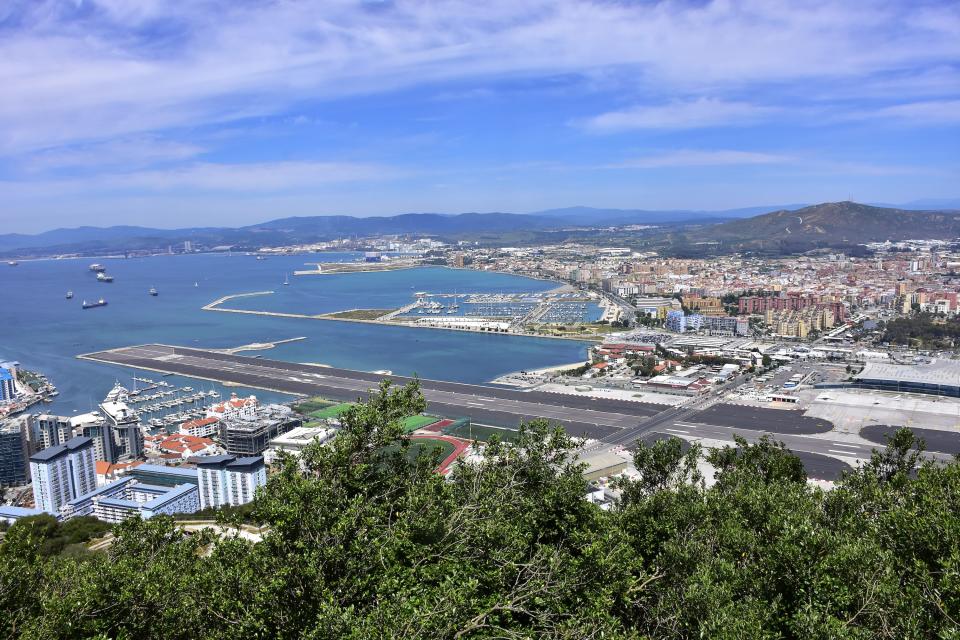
[194, 282, 199, 288]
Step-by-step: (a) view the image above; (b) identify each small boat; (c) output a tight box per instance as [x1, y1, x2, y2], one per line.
[82, 299, 108, 309]
[7, 261, 18, 266]
[283, 273, 290, 286]
[96, 272, 114, 283]
[149, 287, 158, 296]
[66, 291, 74, 299]
[256, 256, 266, 261]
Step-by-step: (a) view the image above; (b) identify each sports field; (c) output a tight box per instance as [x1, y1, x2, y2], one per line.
[401, 415, 439, 432]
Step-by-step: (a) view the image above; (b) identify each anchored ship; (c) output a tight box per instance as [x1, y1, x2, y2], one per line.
[82, 299, 108, 309]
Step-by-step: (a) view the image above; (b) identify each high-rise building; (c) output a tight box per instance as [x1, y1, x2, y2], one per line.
[29, 436, 97, 514]
[99, 383, 144, 462]
[0, 368, 15, 402]
[36, 414, 72, 450]
[0, 418, 30, 486]
[195, 454, 267, 510]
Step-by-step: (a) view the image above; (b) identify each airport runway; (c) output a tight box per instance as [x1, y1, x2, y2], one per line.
[81, 344, 665, 439]
[860, 424, 960, 455]
[82, 344, 931, 477]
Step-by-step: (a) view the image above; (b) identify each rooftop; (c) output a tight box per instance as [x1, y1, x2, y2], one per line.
[856, 359, 960, 387]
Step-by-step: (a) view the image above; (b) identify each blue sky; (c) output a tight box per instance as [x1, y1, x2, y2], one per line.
[1, 0, 958, 232]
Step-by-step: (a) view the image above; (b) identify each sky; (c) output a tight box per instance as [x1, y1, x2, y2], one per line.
[1, 0, 958, 233]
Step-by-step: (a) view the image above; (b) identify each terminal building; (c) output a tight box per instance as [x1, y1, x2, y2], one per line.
[854, 359, 960, 397]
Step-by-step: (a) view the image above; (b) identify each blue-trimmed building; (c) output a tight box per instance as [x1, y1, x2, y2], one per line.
[196, 454, 266, 509]
[60, 471, 200, 523]
[0, 368, 15, 402]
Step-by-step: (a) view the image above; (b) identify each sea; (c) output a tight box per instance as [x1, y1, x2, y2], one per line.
[0, 253, 590, 417]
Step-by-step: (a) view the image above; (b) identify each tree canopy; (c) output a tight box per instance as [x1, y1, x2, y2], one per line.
[1, 380, 958, 639]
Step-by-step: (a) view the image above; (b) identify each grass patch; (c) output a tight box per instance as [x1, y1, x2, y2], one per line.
[324, 309, 393, 320]
[309, 402, 356, 420]
[293, 397, 335, 414]
[401, 415, 439, 433]
[442, 422, 520, 443]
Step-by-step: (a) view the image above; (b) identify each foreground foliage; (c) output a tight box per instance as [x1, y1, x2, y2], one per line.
[1, 381, 958, 639]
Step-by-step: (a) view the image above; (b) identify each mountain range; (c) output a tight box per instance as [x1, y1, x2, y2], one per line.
[1, 201, 958, 257]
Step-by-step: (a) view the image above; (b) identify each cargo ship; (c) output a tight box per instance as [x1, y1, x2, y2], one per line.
[82, 299, 108, 309]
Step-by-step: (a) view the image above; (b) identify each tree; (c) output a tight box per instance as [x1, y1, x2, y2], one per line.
[2, 383, 959, 639]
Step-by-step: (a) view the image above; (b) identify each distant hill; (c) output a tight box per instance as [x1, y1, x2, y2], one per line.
[685, 201, 960, 252]
[3, 200, 958, 257]
[531, 205, 808, 226]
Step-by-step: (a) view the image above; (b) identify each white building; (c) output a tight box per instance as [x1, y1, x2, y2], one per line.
[29, 436, 97, 514]
[195, 454, 267, 510]
[36, 414, 72, 450]
[264, 425, 336, 465]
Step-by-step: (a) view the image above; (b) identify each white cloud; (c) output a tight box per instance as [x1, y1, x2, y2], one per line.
[606, 149, 791, 168]
[25, 137, 205, 171]
[0, 161, 404, 197]
[583, 98, 778, 132]
[868, 100, 960, 125]
[113, 161, 403, 191]
[0, 0, 957, 153]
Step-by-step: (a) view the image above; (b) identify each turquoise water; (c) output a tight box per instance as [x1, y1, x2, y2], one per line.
[0, 254, 589, 416]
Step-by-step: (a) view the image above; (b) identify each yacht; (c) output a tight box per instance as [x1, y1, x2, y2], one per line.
[89, 263, 106, 272]
[96, 272, 114, 283]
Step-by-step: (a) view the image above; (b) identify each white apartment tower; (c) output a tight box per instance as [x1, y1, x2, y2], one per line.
[195, 454, 266, 510]
[29, 436, 97, 514]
